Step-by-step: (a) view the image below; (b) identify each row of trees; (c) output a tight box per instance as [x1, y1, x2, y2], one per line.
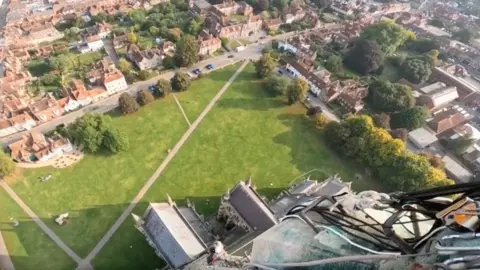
[119, 72, 189, 115]
[323, 115, 453, 191]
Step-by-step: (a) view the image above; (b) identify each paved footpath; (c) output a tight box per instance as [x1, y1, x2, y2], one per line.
[81, 61, 249, 266]
[0, 231, 15, 270]
[173, 94, 191, 126]
[0, 181, 82, 264]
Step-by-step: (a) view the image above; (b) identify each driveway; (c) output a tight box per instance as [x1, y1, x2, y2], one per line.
[103, 39, 119, 64]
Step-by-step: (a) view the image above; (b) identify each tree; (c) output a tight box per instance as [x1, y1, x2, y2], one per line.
[40, 74, 59, 85]
[149, 26, 160, 36]
[68, 113, 122, 153]
[307, 106, 323, 117]
[344, 40, 384, 75]
[372, 113, 390, 129]
[390, 128, 408, 141]
[117, 58, 133, 75]
[220, 37, 229, 48]
[429, 19, 444, 28]
[137, 89, 155, 106]
[286, 78, 308, 104]
[255, 53, 276, 78]
[390, 106, 428, 130]
[401, 57, 432, 84]
[446, 136, 475, 154]
[162, 56, 176, 69]
[453, 28, 473, 43]
[118, 93, 139, 115]
[137, 70, 152, 80]
[127, 32, 137, 44]
[368, 80, 414, 113]
[186, 18, 204, 36]
[157, 79, 172, 97]
[420, 152, 445, 169]
[265, 75, 289, 96]
[325, 55, 343, 73]
[312, 0, 332, 8]
[174, 35, 199, 67]
[407, 38, 440, 54]
[360, 19, 413, 55]
[257, 0, 269, 11]
[171, 72, 191, 92]
[314, 114, 329, 128]
[102, 128, 130, 153]
[0, 151, 15, 177]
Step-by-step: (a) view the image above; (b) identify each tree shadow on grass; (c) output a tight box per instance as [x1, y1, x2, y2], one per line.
[216, 98, 285, 111]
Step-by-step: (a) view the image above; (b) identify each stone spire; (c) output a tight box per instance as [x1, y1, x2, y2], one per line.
[245, 176, 252, 187]
[223, 188, 230, 200]
[166, 194, 174, 205]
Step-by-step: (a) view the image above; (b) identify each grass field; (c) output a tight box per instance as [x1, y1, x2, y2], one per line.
[92, 64, 381, 269]
[7, 64, 241, 258]
[0, 188, 76, 270]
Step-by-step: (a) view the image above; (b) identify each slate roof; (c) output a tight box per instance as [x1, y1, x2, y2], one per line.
[143, 203, 206, 268]
[228, 182, 277, 231]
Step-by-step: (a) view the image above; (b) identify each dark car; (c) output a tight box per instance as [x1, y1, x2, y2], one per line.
[228, 55, 234, 58]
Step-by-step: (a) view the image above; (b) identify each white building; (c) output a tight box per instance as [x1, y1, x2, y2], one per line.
[104, 71, 128, 94]
[79, 35, 104, 53]
[408, 127, 438, 149]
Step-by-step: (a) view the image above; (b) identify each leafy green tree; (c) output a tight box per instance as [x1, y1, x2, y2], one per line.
[149, 26, 160, 36]
[390, 106, 428, 130]
[220, 37, 229, 48]
[390, 128, 408, 141]
[162, 56, 176, 69]
[157, 79, 172, 97]
[0, 151, 15, 177]
[312, 0, 332, 8]
[453, 28, 473, 43]
[446, 136, 475, 154]
[128, 9, 147, 24]
[368, 80, 414, 113]
[265, 75, 289, 96]
[255, 53, 276, 78]
[69, 113, 112, 153]
[401, 57, 432, 84]
[314, 113, 330, 128]
[174, 35, 199, 67]
[286, 78, 308, 104]
[360, 19, 414, 55]
[372, 113, 390, 129]
[186, 17, 204, 36]
[137, 70, 152, 80]
[171, 72, 191, 92]
[40, 74, 59, 85]
[429, 19, 444, 28]
[127, 32, 137, 44]
[307, 106, 322, 117]
[407, 38, 440, 54]
[119, 93, 139, 115]
[102, 128, 130, 153]
[137, 89, 155, 106]
[118, 58, 133, 76]
[325, 55, 343, 73]
[344, 40, 384, 75]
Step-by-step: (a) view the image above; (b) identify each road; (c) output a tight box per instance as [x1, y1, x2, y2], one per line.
[103, 39, 119, 64]
[0, 29, 306, 145]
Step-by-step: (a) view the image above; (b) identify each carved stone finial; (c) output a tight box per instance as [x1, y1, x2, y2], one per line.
[245, 176, 252, 187]
[166, 194, 174, 205]
[223, 188, 230, 200]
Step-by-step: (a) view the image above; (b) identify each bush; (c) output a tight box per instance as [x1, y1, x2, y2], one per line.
[171, 72, 191, 92]
[314, 114, 329, 128]
[307, 106, 323, 117]
[118, 93, 139, 115]
[137, 89, 155, 106]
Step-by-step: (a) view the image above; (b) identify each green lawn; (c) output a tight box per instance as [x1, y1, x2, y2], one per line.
[379, 61, 402, 82]
[93, 64, 381, 269]
[0, 188, 76, 270]
[8, 64, 241, 257]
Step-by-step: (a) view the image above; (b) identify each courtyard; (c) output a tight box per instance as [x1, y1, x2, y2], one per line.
[2, 62, 382, 269]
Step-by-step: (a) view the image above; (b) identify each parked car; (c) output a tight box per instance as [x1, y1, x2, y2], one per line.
[206, 64, 214, 70]
[192, 68, 201, 75]
[228, 55, 234, 58]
